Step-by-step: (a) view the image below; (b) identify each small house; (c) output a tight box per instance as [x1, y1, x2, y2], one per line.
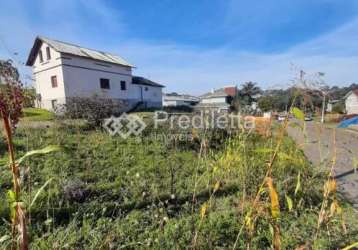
[163, 93, 200, 107]
[344, 89, 358, 115]
[197, 86, 237, 112]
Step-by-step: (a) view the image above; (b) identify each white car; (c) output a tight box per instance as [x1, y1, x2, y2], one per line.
[304, 115, 313, 121]
[277, 115, 286, 121]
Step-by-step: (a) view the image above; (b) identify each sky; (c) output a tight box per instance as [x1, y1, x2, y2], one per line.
[0, 0, 357, 95]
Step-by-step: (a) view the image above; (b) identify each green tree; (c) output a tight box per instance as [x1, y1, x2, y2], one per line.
[239, 82, 262, 105]
[258, 96, 274, 112]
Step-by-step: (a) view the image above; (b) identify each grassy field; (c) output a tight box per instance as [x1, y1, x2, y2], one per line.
[21, 108, 55, 121]
[0, 120, 357, 249]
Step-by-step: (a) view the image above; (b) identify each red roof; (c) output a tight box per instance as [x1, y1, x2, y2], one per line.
[224, 87, 237, 97]
[345, 89, 358, 99]
[353, 89, 358, 96]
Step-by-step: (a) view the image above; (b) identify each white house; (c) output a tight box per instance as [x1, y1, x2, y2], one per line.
[197, 86, 237, 111]
[163, 93, 200, 107]
[26, 36, 164, 111]
[344, 89, 358, 114]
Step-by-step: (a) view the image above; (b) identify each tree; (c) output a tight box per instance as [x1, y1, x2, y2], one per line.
[239, 82, 262, 105]
[0, 60, 23, 125]
[258, 96, 274, 112]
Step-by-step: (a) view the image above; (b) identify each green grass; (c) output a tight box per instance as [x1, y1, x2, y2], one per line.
[0, 123, 357, 249]
[21, 108, 55, 121]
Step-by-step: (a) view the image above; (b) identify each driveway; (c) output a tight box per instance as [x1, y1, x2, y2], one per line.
[287, 121, 358, 208]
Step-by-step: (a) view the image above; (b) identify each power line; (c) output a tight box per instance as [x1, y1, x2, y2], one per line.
[0, 35, 20, 64]
[0, 34, 33, 87]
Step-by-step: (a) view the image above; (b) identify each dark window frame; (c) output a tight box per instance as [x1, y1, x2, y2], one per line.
[46, 46, 51, 60]
[39, 50, 44, 63]
[51, 99, 57, 109]
[120, 81, 126, 90]
[51, 75, 58, 88]
[100, 78, 110, 89]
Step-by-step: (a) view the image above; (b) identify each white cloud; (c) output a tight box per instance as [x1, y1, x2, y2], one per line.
[115, 18, 358, 94]
[0, 1, 357, 94]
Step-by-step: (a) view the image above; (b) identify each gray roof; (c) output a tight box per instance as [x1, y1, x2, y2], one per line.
[200, 88, 228, 98]
[26, 36, 134, 67]
[164, 93, 199, 102]
[132, 76, 165, 88]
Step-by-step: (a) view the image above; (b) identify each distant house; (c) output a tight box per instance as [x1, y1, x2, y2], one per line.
[131, 76, 165, 108]
[26, 36, 164, 111]
[163, 93, 200, 107]
[326, 99, 340, 113]
[344, 89, 358, 114]
[250, 93, 262, 111]
[197, 86, 238, 111]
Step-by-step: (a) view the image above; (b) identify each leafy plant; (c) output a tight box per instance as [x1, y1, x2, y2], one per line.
[1, 60, 60, 250]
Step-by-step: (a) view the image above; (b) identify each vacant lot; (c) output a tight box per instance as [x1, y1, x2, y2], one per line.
[1, 120, 357, 249]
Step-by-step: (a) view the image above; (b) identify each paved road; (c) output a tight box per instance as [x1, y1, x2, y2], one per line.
[287, 121, 358, 208]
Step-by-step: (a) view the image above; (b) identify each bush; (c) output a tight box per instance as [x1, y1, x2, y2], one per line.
[23, 87, 36, 108]
[56, 96, 126, 127]
[163, 105, 193, 113]
[332, 102, 345, 114]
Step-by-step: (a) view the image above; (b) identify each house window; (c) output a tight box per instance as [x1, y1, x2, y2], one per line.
[144, 87, 148, 91]
[51, 99, 57, 109]
[100, 78, 110, 89]
[120, 81, 126, 90]
[46, 47, 51, 60]
[51, 75, 58, 88]
[39, 50, 43, 63]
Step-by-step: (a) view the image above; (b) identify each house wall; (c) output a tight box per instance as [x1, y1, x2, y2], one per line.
[60, 55, 135, 100]
[163, 99, 193, 107]
[62, 63, 132, 98]
[33, 42, 66, 110]
[346, 93, 358, 114]
[33, 42, 62, 71]
[163, 100, 183, 107]
[163, 100, 177, 106]
[133, 84, 163, 107]
[201, 96, 227, 104]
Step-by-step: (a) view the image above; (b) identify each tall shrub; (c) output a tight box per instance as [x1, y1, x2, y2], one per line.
[0, 59, 28, 250]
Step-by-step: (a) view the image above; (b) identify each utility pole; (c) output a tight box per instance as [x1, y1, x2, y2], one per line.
[316, 71, 327, 124]
[321, 93, 326, 123]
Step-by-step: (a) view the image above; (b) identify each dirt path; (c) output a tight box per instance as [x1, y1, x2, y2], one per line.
[287, 121, 358, 208]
